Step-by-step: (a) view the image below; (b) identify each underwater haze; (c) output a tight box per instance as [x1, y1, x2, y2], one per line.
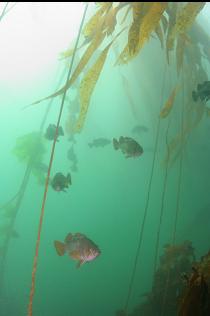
[1, 2, 210, 316]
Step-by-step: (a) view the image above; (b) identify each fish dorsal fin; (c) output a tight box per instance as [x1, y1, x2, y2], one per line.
[65, 233, 73, 244]
[54, 240, 66, 256]
[76, 260, 85, 269]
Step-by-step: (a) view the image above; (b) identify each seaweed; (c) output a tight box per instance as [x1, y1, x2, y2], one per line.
[25, 2, 206, 135]
[119, 241, 195, 316]
[178, 251, 210, 315]
[12, 132, 47, 185]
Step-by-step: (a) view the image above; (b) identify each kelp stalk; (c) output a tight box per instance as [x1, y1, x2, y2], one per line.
[161, 73, 185, 316]
[153, 118, 171, 275]
[0, 65, 67, 298]
[27, 4, 89, 315]
[123, 65, 167, 313]
[0, 64, 67, 302]
[0, 2, 9, 21]
[0, 166, 30, 299]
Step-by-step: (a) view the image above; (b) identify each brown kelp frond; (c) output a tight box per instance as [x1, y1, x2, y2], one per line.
[137, 2, 167, 52]
[120, 241, 195, 315]
[174, 2, 206, 35]
[25, 1, 206, 115]
[160, 85, 180, 119]
[74, 29, 126, 133]
[74, 43, 111, 133]
[166, 2, 206, 64]
[116, 2, 167, 65]
[165, 2, 178, 64]
[162, 101, 205, 168]
[176, 34, 189, 76]
[24, 31, 106, 108]
[102, 5, 120, 36]
[154, 23, 164, 49]
[127, 2, 145, 56]
[83, 2, 112, 39]
[178, 250, 210, 316]
[59, 37, 90, 60]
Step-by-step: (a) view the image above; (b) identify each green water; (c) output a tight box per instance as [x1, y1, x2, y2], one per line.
[1, 2, 210, 316]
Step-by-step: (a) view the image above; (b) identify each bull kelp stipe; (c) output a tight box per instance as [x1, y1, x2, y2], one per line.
[27, 4, 89, 315]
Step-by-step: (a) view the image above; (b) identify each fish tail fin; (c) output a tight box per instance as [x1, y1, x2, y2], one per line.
[59, 126, 64, 136]
[76, 260, 85, 269]
[192, 91, 198, 102]
[54, 240, 66, 256]
[113, 138, 119, 150]
[66, 173, 71, 185]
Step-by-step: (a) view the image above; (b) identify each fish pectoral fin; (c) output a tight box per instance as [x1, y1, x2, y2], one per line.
[76, 260, 85, 269]
[54, 240, 66, 256]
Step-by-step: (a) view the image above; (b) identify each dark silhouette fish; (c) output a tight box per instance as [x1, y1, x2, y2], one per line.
[113, 136, 143, 158]
[132, 124, 149, 135]
[67, 146, 77, 164]
[192, 81, 210, 102]
[45, 124, 64, 141]
[67, 146, 78, 173]
[88, 138, 111, 148]
[54, 232, 101, 268]
[51, 172, 71, 192]
[70, 162, 78, 173]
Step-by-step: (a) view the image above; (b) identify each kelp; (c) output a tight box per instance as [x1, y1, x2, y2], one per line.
[25, 31, 106, 107]
[176, 34, 187, 75]
[175, 2, 206, 35]
[74, 42, 113, 133]
[13, 132, 46, 164]
[12, 132, 47, 184]
[102, 5, 119, 36]
[116, 2, 167, 65]
[165, 2, 178, 63]
[127, 2, 144, 56]
[178, 250, 210, 316]
[161, 14, 168, 34]
[3, 204, 16, 218]
[0, 224, 18, 239]
[26, 2, 207, 136]
[59, 37, 89, 60]
[120, 4, 132, 25]
[121, 241, 195, 316]
[160, 85, 180, 119]
[83, 2, 112, 39]
[163, 15, 208, 166]
[190, 22, 210, 63]
[155, 23, 164, 49]
[166, 2, 205, 63]
[163, 101, 205, 168]
[137, 2, 167, 52]
[73, 28, 126, 132]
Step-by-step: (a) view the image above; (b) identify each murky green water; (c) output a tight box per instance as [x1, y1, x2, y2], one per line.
[0, 3, 210, 316]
